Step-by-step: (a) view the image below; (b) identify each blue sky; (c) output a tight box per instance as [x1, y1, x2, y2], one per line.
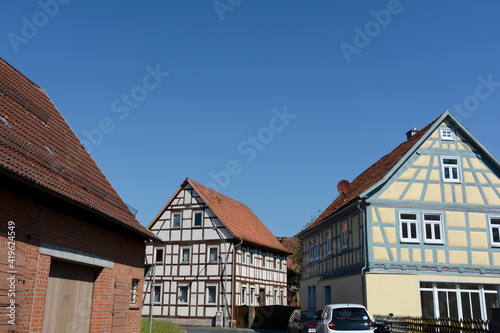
[2, 1, 500, 237]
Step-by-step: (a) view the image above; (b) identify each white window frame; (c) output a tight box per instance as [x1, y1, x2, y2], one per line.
[242, 286, 247, 305]
[399, 211, 420, 243]
[153, 284, 162, 304]
[423, 213, 444, 244]
[130, 279, 139, 305]
[440, 127, 456, 141]
[441, 156, 462, 183]
[341, 221, 349, 250]
[489, 217, 500, 247]
[326, 229, 333, 254]
[172, 212, 182, 228]
[206, 285, 217, 305]
[154, 248, 164, 263]
[273, 256, 278, 270]
[242, 248, 247, 264]
[181, 247, 191, 263]
[193, 211, 203, 227]
[274, 289, 278, 305]
[262, 252, 266, 268]
[208, 246, 218, 262]
[178, 285, 189, 304]
[250, 250, 254, 265]
[250, 287, 255, 305]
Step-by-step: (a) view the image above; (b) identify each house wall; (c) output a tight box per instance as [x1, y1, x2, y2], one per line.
[0, 187, 145, 332]
[144, 184, 287, 326]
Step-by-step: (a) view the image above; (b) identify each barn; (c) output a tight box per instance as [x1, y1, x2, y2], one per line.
[0, 57, 160, 332]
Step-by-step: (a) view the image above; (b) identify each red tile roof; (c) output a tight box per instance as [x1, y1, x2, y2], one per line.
[186, 178, 289, 254]
[0, 57, 158, 241]
[311, 115, 440, 228]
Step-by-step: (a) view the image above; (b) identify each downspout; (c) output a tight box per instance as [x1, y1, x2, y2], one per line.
[357, 200, 368, 307]
[231, 239, 244, 327]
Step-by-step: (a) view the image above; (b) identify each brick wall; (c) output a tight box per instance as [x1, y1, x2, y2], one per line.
[0, 187, 146, 333]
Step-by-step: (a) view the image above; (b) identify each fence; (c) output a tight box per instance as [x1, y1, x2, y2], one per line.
[373, 315, 490, 333]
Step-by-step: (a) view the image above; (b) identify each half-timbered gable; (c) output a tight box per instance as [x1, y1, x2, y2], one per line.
[298, 111, 499, 320]
[143, 178, 289, 326]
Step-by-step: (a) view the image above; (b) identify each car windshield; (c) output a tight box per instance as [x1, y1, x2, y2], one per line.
[331, 307, 371, 330]
[301, 311, 321, 321]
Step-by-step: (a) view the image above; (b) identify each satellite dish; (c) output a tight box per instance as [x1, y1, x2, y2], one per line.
[337, 180, 351, 197]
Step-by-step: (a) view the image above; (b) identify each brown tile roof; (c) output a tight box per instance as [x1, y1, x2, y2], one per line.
[311, 115, 440, 228]
[0, 57, 158, 241]
[186, 178, 290, 254]
[278, 237, 300, 272]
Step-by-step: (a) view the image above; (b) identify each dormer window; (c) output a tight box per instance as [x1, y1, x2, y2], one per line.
[440, 127, 455, 141]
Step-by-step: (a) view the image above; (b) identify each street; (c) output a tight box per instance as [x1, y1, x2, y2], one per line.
[183, 327, 285, 333]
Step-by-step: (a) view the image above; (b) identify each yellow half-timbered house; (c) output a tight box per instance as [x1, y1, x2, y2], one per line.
[297, 111, 499, 320]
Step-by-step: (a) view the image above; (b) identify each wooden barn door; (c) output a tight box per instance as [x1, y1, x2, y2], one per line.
[42, 260, 95, 333]
[111, 275, 130, 332]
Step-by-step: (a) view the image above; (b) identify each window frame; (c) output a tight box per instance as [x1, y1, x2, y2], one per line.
[326, 229, 333, 254]
[208, 246, 218, 262]
[423, 213, 444, 244]
[153, 284, 162, 304]
[154, 248, 164, 264]
[399, 211, 420, 243]
[172, 212, 182, 228]
[341, 221, 349, 250]
[440, 127, 456, 141]
[250, 287, 255, 305]
[180, 247, 191, 264]
[242, 286, 247, 305]
[206, 285, 217, 305]
[489, 217, 500, 247]
[193, 211, 203, 227]
[262, 252, 266, 268]
[441, 156, 462, 183]
[130, 279, 139, 305]
[250, 250, 254, 265]
[242, 248, 247, 264]
[178, 285, 189, 304]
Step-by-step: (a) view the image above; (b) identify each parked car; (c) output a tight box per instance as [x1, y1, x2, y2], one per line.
[316, 304, 375, 333]
[287, 309, 323, 333]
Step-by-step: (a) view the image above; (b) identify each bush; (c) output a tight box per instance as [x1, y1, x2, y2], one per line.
[141, 318, 185, 333]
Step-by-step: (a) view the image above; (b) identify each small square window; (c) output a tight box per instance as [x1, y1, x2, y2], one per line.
[181, 247, 191, 263]
[440, 127, 455, 141]
[207, 286, 217, 304]
[193, 211, 203, 227]
[178, 286, 189, 304]
[490, 217, 500, 247]
[153, 285, 162, 303]
[400, 212, 419, 243]
[209, 247, 218, 262]
[155, 248, 164, 263]
[173, 213, 181, 228]
[441, 157, 461, 183]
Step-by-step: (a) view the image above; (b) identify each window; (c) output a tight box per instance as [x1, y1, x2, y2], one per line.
[262, 252, 266, 268]
[181, 247, 191, 263]
[324, 285, 331, 305]
[326, 230, 333, 254]
[172, 213, 181, 228]
[209, 247, 218, 262]
[207, 286, 217, 304]
[274, 256, 277, 270]
[250, 250, 254, 265]
[341, 221, 348, 249]
[242, 248, 246, 264]
[440, 127, 455, 141]
[153, 285, 162, 303]
[310, 236, 320, 261]
[307, 285, 316, 309]
[424, 213, 444, 244]
[242, 286, 247, 305]
[250, 287, 255, 305]
[280, 256, 284, 271]
[400, 212, 419, 243]
[441, 157, 461, 183]
[193, 211, 203, 227]
[178, 285, 189, 304]
[130, 279, 139, 305]
[490, 217, 500, 247]
[274, 289, 278, 305]
[155, 248, 164, 263]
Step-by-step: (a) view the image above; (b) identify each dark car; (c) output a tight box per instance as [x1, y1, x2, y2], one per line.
[287, 309, 322, 333]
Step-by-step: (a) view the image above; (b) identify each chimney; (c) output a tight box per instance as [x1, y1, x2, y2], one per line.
[406, 128, 418, 140]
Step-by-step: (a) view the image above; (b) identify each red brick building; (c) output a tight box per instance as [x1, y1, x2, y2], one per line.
[0, 57, 159, 332]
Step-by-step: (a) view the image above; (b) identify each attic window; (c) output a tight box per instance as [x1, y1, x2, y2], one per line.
[440, 127, 455, 141]
[0, 115, 11, 128]
[44, 145, 54, 155]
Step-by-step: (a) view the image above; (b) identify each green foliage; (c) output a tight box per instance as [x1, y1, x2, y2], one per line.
[141, 319, 185, 333]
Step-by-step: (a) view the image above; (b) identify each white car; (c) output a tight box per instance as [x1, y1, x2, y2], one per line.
[316, 304, 376, 333]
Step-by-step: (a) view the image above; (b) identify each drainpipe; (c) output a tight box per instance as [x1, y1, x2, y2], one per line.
[232, 240, 244, 327]
[357, 200, 368, 307]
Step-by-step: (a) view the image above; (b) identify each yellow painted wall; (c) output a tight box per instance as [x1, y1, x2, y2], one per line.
[365, 273, 421, 316]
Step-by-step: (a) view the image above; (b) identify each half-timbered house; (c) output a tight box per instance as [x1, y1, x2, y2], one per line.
[297, 111, 500, 320]
[143, 178, 290, 326]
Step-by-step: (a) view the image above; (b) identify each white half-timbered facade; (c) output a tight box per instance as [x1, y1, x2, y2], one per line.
[143, 178, 289, 326]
